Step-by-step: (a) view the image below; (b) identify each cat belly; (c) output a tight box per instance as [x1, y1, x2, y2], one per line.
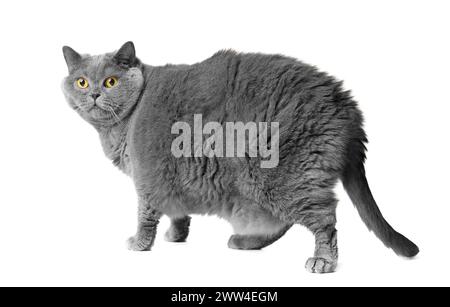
[157, 192, 287, 236]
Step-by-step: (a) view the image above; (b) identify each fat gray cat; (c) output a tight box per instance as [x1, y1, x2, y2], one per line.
[62, 41, 419, 273]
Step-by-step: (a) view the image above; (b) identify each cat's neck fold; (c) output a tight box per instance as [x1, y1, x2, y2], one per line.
[98, 118, 131, 174]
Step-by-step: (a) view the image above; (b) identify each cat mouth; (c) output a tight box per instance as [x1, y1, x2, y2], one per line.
[88, 106, 108, 116]
[88, 105, 120, 121]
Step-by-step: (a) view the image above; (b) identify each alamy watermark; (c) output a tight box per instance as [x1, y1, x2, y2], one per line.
[171, 114, 279, 168]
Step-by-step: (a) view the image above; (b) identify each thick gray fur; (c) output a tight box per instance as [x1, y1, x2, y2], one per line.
[62, 42, 419, 273]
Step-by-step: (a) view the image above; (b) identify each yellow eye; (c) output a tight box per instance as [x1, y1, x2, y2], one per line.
[104, 76, 118, 88]
[76, 77, 89, 89]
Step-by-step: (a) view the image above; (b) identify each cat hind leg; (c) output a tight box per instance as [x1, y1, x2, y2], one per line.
[228, 225, 291, 250]
[289, 191, 338, 273]
[227, 204, 291, 250]
[164, 216, 191, 242]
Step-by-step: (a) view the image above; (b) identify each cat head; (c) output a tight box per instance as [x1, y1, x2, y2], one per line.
[62, 42, 145, 127]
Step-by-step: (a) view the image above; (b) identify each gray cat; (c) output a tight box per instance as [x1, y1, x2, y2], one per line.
[62, 42, 419, 273]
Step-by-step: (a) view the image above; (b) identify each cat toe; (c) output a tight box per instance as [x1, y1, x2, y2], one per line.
[126, 235, 153, 251]
[305, 257, 337, 273]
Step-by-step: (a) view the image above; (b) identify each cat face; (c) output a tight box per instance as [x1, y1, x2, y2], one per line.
[62, 42, 144, 127]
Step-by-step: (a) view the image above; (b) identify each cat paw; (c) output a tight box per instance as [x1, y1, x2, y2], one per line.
[227, 234, 262, 250]
[305, 257, 337, 273]
[164, 228, 188, 242]
[127, 235, 154, 251]
[228, 235, 246, 249]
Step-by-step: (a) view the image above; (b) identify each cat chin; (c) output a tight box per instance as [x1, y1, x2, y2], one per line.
[77, 108, 117, 127]
[89, 105, 112, 115]
[87, 117, 118, 128]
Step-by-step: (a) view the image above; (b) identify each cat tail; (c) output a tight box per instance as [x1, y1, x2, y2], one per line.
[341, 129, 419, 258]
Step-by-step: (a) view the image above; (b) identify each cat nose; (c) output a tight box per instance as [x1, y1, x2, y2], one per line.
[91, 93, 101, 101]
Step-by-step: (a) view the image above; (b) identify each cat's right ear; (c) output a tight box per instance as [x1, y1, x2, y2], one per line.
[62, 46, 81, 72]
[113, 41, 137, 68]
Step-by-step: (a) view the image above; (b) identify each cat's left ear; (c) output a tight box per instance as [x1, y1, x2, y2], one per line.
[114, 41, 137, 67]
[62, 46, 82, 72]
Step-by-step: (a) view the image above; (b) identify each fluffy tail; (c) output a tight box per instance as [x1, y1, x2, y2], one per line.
[342, 138, 419, 257]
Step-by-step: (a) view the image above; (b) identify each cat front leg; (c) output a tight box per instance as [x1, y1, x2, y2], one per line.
[127, 196, 162, 251]
[164, 216, 191, 242]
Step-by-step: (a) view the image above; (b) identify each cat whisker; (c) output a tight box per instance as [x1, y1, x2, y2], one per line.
[106, 105, 121, 123]
[108, 98, 122, 108]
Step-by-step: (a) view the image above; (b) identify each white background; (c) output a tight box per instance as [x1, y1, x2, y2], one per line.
[0, 0, 449, 286]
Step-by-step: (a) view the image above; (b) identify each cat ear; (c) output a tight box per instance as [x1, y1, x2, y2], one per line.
[114, 41, 136, 67]
[62, 46, 82, 72]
